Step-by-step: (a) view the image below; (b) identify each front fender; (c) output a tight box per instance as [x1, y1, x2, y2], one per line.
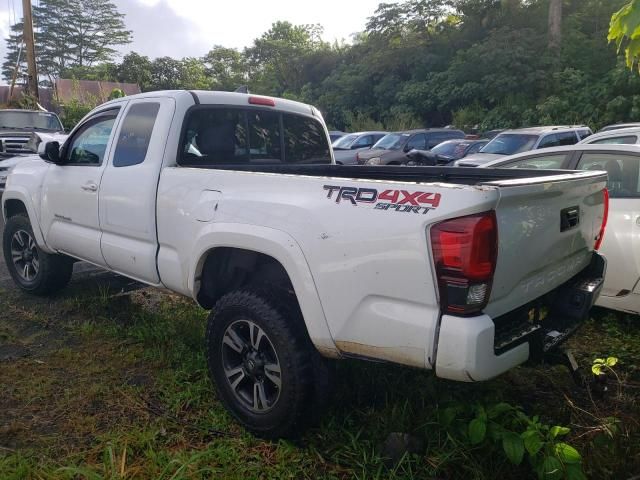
[2, 187, 54, 253]
[188, 223, 339, 357]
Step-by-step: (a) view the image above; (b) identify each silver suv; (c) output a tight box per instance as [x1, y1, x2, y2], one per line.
[456, 125, 592, 167]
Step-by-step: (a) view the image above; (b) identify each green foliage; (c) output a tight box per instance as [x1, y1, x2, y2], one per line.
[3, 0, 637, 132]
[449, 402, 588, 479]
[592, 356, 619, 376]
[59, 98, 94, 130]
[2, 0, 131, 82]
[609, 1, 640, 70]
[343, 111, 385, 132]
[107, 88, 125, 100]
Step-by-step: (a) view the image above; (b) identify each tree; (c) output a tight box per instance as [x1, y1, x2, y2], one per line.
[2, 0, 132, 83]
[245, 21, 326, 95]
[203, 46, 249, 91]
[117, 52, 153, 91]
[548, 0, 562, 49]
[148, 57, 209, 91]
[1, 22, 26, 85]
[609, 0, 640, 70]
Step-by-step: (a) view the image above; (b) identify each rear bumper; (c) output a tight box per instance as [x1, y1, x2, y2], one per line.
[435, 253, 605, 382]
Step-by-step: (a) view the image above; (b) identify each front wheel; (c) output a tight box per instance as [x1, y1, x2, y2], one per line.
[2, 215, 73, 295]
[205, 288, 329, 438]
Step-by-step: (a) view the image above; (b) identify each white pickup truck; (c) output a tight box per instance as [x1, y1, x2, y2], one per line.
[2, 91, 607, 438]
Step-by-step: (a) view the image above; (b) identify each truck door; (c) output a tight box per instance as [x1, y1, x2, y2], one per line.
[41, 107, 122, 266]
[98, 97, 175, 284]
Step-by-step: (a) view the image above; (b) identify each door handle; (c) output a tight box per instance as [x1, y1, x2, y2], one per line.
[81, 182, 98, 192]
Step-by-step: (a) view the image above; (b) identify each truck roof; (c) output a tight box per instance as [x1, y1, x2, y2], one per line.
[99, 90, 317, 118]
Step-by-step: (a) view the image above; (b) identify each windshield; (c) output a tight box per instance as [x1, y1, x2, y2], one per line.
[332, 133, 358, 149]
[0, 111, 63, 131]
[480, 133, 538, 155]
[372, 133, 407, 150]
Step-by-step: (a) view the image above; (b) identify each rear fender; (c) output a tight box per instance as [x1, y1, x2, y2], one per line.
[189, 223, 339, 357]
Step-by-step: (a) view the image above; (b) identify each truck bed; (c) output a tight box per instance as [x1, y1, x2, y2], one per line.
[179, 163, 589, 186]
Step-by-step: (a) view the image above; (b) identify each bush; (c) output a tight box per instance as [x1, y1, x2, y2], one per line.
[59, 99, 95, 131]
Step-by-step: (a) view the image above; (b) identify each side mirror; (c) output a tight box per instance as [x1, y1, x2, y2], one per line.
[40, 141, 62, 164]
[403, 144, 412, 153]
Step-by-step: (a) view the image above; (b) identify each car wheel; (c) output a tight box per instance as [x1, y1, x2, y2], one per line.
[205, 287, 329, 438]
[2, 214, 73, 295]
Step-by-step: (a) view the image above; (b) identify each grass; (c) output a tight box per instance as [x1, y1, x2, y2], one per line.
[0, 287, 639, 479]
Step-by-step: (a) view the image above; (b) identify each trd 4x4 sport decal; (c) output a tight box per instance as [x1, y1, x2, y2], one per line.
[323, 185, 441, 215]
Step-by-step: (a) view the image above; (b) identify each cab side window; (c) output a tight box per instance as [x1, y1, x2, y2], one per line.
[537, 134, 559, 149]
[407, 133, 426, 150]
[66, 110, 119, 165]
[113, 102, 160, 167]
[556, 131, 579, 146]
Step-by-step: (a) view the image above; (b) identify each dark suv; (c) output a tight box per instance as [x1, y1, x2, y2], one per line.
[356, 128, 465, 165]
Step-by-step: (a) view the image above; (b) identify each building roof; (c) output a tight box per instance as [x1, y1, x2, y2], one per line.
[0, 85, 55, 110]
[55, 79, 140, 104]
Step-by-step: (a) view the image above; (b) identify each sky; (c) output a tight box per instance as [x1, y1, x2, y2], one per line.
[0, 0, 391, 64]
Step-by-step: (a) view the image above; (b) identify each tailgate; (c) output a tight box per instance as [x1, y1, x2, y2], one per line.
[481, 171, 607, 318]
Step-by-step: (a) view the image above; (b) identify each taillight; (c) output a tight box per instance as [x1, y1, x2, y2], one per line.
[594, 188, 609, 250]
[430, 211, 498, 316]
[249, 96, 275, 107]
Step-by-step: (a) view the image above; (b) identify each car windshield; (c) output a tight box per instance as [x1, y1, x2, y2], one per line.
[480, 133, 538, 155]
[0, 111, 63, 131]
[332, 134, 358, 149]
[372, 133, 407, 150]
[431, 141, 466, 157]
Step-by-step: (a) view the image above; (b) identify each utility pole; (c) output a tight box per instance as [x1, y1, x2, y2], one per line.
[22, 0, 39, 100]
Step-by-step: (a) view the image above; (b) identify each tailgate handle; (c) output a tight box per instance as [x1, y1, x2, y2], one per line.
[560, 206, 580, 232]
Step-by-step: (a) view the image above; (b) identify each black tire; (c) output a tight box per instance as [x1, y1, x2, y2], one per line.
[205, 286, 329, 438]
[2, 214, 73, 295]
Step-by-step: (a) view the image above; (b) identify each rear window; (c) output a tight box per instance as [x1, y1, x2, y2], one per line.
[179, 107, 330, 165]
[283, 114, 331, 164]
[589, 135, 638, 145]
[576, 152, 640, 198]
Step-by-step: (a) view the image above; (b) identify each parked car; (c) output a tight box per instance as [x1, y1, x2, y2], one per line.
[328, 130, 347, 142]
[456, 126, 592, 167]
[0, 109, 66, 153]
[480, 144, 640, 315]
[0, 154, 32, 192]
[598, 122, 640, 133]
[480, 129, 505, 139]
[0, 109, 68, 192]
[332, 131, 387, 165]
[404, 139, 489, 166]
[2, 90, 606, 438]
[357, 128, 466, 165]
[579, 127, 640, 145]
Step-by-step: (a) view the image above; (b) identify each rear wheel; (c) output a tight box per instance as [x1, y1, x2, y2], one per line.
[3, 215, 73, 295]
[205, 287, 329, 438]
